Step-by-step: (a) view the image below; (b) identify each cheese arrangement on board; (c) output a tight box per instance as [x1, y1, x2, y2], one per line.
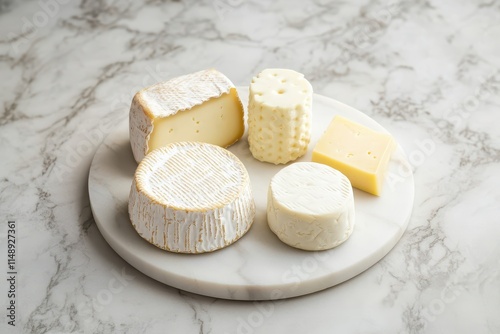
[128, 141, 256, 253]
[312, 115, 395, 196]
[267, 162, 355, 251]
[125, 67, 397, 255]
[247, 68, 313, 164]
[129, 69, 244, 163]
[90, 82, 414, 299]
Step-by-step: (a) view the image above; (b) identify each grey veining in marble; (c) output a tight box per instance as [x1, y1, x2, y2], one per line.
[1, 0, 499, 333]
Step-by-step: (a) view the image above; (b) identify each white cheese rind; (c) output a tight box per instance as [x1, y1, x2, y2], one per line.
[248, 69, 313, 164]
[128, 142, 256, 253]
[267, 162, 354, 251]
[129, 69, 243, 163]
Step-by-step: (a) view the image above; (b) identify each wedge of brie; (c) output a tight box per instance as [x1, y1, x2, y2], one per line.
[130, 69, 244, 163]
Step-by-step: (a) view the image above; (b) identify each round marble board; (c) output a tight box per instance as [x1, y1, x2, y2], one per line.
[88, 87, 415, 301]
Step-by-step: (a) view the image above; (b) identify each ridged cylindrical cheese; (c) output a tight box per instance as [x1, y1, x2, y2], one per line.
[247, 69, 313, 164]
[267, 162, 355, 251]
[129, 142, 256, 253]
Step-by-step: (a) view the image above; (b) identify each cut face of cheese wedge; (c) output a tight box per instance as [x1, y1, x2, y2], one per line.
[312, 115, 395, 196]
[128, 142, 256, 253]
[130, 69, 244, 163]
[267, 162, 355, 251]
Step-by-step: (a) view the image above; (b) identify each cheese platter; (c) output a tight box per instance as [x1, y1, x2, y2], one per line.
[88, 83, 414, 300]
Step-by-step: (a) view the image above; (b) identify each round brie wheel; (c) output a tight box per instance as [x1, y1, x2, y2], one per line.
[128, 142, 256, 254]
[267, 162, 355, 251]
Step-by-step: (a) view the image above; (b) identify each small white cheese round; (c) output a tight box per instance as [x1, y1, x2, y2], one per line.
[267, 162, 355, 251]
[247, 68, 313, 164]
[129, 142, 256, 253]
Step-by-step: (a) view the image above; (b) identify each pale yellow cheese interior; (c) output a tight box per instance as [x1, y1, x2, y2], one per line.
[148, 88, 244, 154]
[312, 115, 395, 196]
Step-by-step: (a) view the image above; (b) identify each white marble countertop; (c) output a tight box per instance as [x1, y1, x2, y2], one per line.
[1, 0, 499, 333]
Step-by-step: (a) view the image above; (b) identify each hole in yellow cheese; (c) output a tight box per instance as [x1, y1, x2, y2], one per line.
[312, 115, 395, 196]
[147, 88, 244, 154]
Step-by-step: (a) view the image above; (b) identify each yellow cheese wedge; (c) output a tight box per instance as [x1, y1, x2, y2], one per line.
[312, 115, 395, 196]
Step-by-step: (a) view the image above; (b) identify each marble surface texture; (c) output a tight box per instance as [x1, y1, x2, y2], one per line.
[0, 0, 499, 333]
